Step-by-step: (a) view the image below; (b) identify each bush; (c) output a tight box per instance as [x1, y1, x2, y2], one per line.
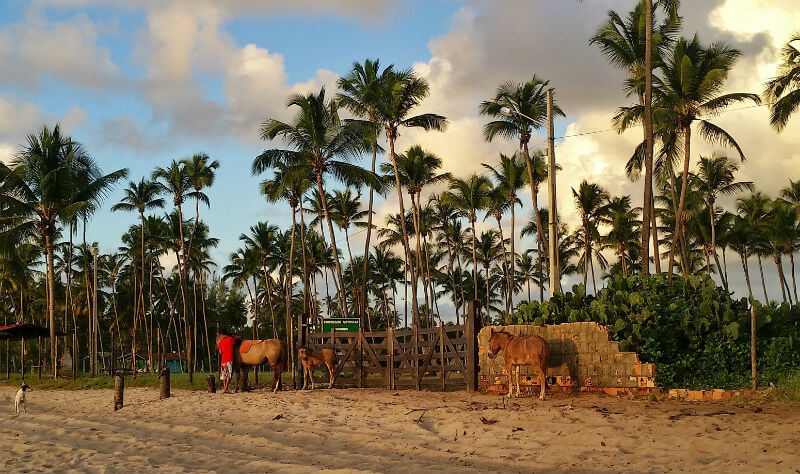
[509, 274, 800, 389]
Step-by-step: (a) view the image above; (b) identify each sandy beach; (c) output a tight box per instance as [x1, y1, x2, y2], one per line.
[1, 385, 798, 473]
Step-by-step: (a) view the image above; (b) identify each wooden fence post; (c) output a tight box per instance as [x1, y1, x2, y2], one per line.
[440, 324, 445, 391]
[114, 374, 124, 411]
[413, 324, 420, 391]
[159, 366, 170, 399]
[386, 326, 395, 390]
[465, 301, 480, 392]
[357, 329, 363, 388]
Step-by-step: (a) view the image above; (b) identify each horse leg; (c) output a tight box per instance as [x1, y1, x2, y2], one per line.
[515, 366, 521, 397]
[234, 366, 241, 393]
[327, 363, 334, 389]
[272, 365, 281, 393]
[537, 366, 546, 401]
[506, 362, 514, 397]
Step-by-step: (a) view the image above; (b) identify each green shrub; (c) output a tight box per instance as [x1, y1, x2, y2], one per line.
[509, 274, 800, 389]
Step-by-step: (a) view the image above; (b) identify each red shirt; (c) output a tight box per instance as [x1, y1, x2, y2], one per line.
[218, 336, 235, 364]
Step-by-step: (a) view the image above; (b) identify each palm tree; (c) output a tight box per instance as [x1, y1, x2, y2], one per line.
[765, 33, 800, 131]
[737, 193, 772, 302]
[328, 189, 368, 292]
[572, 181, 610, 292]
[617, 36, 760, 278]
[767, 200, 797, 304]
[694, 153, 753, 288]
[240, 222, 280, 338]
[111, 178, 164, 374]
[483, 187, 512, 313]
[443, 174, 492, 304]
[591, 0, 680, 274]
[483, 152, 528, 311]
[601, 196, 641, 277]
[475, 231, 500, 318]
[1, 125, 127, 378]
[256, 88, 377, 318]
[479, 76, 563, 262]
[152, 160, 194, 380]
[374, 70, 447, 326]
[337, 59, 394, 314]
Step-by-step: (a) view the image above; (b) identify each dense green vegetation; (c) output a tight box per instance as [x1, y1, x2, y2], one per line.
[509, 274, 800, 389]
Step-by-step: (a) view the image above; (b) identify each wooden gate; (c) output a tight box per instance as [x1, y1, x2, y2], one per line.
[304, 302, 480, 391]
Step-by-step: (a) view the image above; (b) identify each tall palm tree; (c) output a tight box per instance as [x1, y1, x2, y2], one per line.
[479, 76, 563, 262]
[737, 192, 772, 302]
[374, 70, 447, 326]
[483, 187, 512, 313]
[328, 188, 368, 292]
[572, 181, 610, 292]
[337, 59, 394, 314]
[152, 160, 195, 380]
[765, 33, 800, 132]
[239, 222, 280, 337]
[1, 125, 127, 377]
[111, 178, 164, 374]
[617, 36, 760, 279]
[591, 0, 681, 274]
[694, 153, 753, 288]
[443, 174, 492, 304]
[483, 152, 528, 311]
[601, 196, 641, 277]
[256, 88, 377, 318]
[767, 200, 797, 304]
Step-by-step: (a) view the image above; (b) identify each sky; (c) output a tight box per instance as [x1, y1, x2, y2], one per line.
[1, 0, 799, 311]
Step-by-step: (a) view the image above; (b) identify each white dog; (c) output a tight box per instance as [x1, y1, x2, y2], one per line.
[14, 383, 33, 414]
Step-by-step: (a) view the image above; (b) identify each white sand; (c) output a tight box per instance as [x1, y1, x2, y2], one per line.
[1, 385, 798, 473]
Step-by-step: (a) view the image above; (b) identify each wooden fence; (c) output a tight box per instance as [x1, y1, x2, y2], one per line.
[303, 302, 480, 391]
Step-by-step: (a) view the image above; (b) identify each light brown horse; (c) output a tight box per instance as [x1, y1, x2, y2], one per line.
[487, 328, 548, 400]
[297, 346, 337, 390]
[216, 334, 287, 393]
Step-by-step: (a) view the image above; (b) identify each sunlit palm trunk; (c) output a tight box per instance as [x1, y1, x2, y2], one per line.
[470, 217, 479, 303]
[361, 137, 378, 320]
[669, 127, 692, 280]
[582, 217, 591, 288]
[173, 202, 192, 382]
[409, 193, 430, 324]
[509, 198, 517, 310]
[387, 135, 419, 326]
[287, 205, 298, 388]
[298, 199, 311, 316]
[522, 142, 548, 259]
[740, 251, 754, 299]
[445, 238, 459, 324]
[45, 232, 57, 378]
[495, 214, 511, 315]
[790, 253, 798, 302]
[758, 254, 769, 303]
[641, 0, 654, 277]
[262, 265, 277, 338]
[774, 254, 790, 303]
[316, 173, 349, 317]
[651, 197, 662, 273]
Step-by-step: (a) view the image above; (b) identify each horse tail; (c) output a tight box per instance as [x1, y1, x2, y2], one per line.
[275, 341, 288, 373]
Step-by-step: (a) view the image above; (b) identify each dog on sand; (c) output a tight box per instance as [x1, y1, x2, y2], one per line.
[15, 383, 33, 414]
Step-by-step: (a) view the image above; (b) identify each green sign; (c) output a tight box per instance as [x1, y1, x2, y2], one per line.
[322, 318, 360, 333]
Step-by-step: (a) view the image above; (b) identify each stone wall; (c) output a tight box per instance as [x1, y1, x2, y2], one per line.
[478, 322, 656, 392]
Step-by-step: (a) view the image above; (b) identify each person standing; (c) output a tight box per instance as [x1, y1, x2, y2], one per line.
[217, 329, 236, 393]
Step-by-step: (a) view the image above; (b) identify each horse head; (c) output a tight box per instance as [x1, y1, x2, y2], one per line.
[297, 346, 309, 360]
[487, 327, 504, 359]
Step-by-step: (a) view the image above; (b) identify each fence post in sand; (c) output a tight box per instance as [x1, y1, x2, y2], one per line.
[440, 324, 446, 391]
[357, 329, 363, 388]
[465, 301, 479, 392]
[159, 366, 170, 399]
[114, 373, 125, 411]
[386, 326, 395, 389]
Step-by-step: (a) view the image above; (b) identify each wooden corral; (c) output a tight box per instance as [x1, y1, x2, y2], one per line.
[478, 322, 657, 395]
[305, 303, 481, 391]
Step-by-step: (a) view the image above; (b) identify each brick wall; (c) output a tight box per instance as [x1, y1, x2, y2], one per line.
[478, 322, 656, 391]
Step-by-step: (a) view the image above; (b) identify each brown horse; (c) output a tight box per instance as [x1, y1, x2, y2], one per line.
[297, 346, 337, 390]
[216, 334, 287, 393]
[487, 328, 548, 400]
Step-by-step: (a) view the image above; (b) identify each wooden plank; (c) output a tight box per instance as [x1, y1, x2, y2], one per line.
[416, 331, 440, 385]
[332, 336, 358, 380]
[360, 331, 386, 379]
[442, 330, 467, 374]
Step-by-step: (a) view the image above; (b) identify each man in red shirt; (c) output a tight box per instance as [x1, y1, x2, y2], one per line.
[217, 329, 236, 393]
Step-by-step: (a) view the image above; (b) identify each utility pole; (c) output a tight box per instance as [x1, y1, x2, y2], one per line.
[546, 90, 561, 296]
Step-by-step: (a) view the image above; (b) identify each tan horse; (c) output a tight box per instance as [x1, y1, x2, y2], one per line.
[487, 328, 548, 400]
[297, 346, 337, 390]
[216, 334, 287, 393]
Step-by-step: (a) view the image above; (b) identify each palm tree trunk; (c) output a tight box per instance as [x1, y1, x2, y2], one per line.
[287, 205, 298, 388]
[387, 136, 420, 326]
[444, 234, 459, 324]
[538, 240, 544, 302]
[522, 141, 549, 256]
[470, 217, 479, 303]
[651, 192, 661, 273]
[670, 127, 692, 279]
[741, 251, 754, 299]
[361, 139, 378, 321]
[410, 192, 428, 325]
[298, 199, 311, 316]
[757, 254, 769, 303]
[316, 173, 349, 318]
[775, 255, 788, 303]
[262, 265, 277, 338]
[45, 232, 57, 379]
[174, 202, 192, 382]
[485, 265, 491, 321]
[791, 252, 798, 302]
[495, 215, 511, 315]
[641, 0, 654, 277]
[583, 218, 590, 288]
[509, 198, 517, 310]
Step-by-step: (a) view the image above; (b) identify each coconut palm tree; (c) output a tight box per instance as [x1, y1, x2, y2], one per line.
[443, 174, 492, 304]
[1, 125, 127, 377]
[617, 36, 760, 279]
[765, 33, 800, 132]
[337, 59, 394, 313]
[483, 187, 512, 313]
[239, 222, 280, 338]
[152, 159, 196, 379]
[374, 70, 447, 326]
[737, 192, 772, 302]
[601, 196, 641, 277]
[328, 189, 368, 292]
[256, 88, 378, 318]
[572, 181, 610, 292]
[591, 0, 681, 274]
[767, 200, 797, 304]
[483, 152, 528, 310]
[479, 77, 563, 261]
[694, 153, 753, 288]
